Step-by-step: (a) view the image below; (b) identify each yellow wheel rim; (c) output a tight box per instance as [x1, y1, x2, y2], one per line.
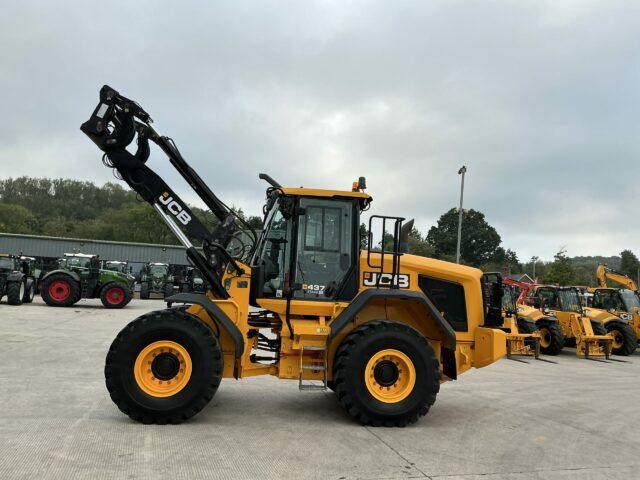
[134, 340, 192, 398]
[610, 330, 623, 350]
[364, 349, 416, 403]
[539, 328, 551, 349]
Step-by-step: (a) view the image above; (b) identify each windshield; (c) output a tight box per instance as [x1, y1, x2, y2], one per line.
[251, 199, 279, 266]
[106, 262, 126, 273]
[63, 257, 92, 268]
[150, 265, 168, 275]
[253, 199, 292, 297]
[558, 289, 581, 313]
[620, 289, 640, 312]
[0, 257, 16, 270]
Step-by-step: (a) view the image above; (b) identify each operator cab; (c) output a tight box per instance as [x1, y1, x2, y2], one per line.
[60, 253, 98, 271]
[533, 286, 582, 313]
[148, 263, 169, 276]
[593, 288, 640, 313]
[0, 254, 19, 272]
[250, 181, 371, 305]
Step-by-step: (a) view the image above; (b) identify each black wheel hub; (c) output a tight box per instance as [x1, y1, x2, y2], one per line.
[373, 360, 399, 387]
[151, 353, 180, 380]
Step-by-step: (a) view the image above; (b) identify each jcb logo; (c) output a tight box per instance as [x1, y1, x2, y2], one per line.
[363, 272, 410, 288]
[159, 192, 191, 226]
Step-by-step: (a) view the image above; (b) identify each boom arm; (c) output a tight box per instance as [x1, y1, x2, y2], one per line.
[503, 277, 535, 304]
[80, 85, 242, 299]
[596, 264, 638, 290]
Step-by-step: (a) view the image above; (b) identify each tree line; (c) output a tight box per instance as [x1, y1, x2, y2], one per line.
[0, 177, 261, 246]
[1, 177, 638, 287]
[373, 207, 638, 287]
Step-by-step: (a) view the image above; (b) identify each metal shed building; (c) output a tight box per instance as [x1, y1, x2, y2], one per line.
[0, 232, 189, 265]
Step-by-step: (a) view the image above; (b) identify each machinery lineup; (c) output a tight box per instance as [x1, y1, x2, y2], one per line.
[3, 85, 638, 427]
[0, 252, 203, 307]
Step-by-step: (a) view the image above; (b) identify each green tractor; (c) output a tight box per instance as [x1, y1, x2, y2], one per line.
[179, 266, 206, 293]
[0, 254, 37, 305]
[139, 262, 174, 299]
[40, 253, 133, 308]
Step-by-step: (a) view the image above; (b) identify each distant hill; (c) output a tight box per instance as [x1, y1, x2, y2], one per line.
[570, 255, 621, 270]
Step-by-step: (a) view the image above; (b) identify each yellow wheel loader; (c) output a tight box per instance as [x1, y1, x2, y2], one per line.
[81, 86, 507, 426]
[523, 285, 613, 359]
[588, 264, 640, 353]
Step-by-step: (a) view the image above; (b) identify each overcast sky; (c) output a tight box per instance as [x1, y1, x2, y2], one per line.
[1, 1, 639, 261]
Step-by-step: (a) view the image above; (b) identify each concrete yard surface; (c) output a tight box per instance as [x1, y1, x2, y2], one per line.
[0, 298, 639, 480]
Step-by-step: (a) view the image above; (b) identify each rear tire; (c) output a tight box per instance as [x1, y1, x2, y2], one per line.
[40, 273, 80, 307]
[333, 320, 440, 427]
[105, 309, 223, 424]
[606, 321, 637, 356]
[535, 321, 565, 355]
[163, 283, 174, 298]
[6, 281, 24, 305]
[100, 283, 132, 309]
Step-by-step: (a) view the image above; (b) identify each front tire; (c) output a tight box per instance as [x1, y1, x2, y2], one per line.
[22, 280, 35, 303]
[41, 274, 80, 307]
[606, 321, 637, 356]
[100, 283, 132, 309]
[6, 281, 24, 305]
[536, 321, 565, 355]
[333, 320, 440, 427]
[105, 309, 223, 424]
[140, 282, 150, 299]
[163, 283, 174, 298]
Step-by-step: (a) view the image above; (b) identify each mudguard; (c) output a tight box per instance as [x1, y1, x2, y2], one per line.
[6, 271, 24, 283]
[41, 269, 80, 283]
[328, 288, 457, 349]
[165, 292, 244, 359]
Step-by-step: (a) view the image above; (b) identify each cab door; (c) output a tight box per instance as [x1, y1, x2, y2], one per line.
[254, 196, 359, 316]
[292, 197, 358, 301]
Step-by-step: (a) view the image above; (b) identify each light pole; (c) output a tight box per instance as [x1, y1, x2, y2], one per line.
[455, 166, 467, 264]
[531, 256, 539, 280]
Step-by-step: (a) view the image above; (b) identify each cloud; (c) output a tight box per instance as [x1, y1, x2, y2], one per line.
[1, 0, 638, 261]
